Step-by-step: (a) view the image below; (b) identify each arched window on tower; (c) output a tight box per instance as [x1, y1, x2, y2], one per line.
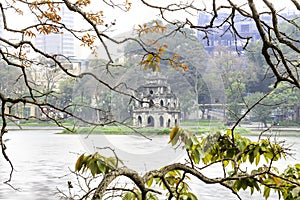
[167, 119, 171, 127]
[138, 116, 142, 126]
[159, 116, 164, 127]
[147, 116, 154, 127]
[160, 100, 164, 106]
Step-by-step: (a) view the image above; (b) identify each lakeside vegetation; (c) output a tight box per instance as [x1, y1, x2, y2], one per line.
[56, 120, 251, 135]
[4, 119, 300, 136]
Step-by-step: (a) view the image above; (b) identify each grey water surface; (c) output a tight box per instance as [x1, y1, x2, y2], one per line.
[0, 129, 299, 200]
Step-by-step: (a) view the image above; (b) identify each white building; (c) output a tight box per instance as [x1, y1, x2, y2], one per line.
[35, 6, 75, 58]
[132, 73, 181, 128]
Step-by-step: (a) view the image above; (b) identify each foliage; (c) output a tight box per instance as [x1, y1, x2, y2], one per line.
[180, 120, 225, 127]
[58, 126, 173, 135]
[127, 21, 192, 72]
[72, 126, 299, 199]
[245, 92, 273, 127]
[58, 78, 77, 108]
[277, 121, 300, 127]
[245, 42, 275, 93]
[226, 81, 246, 121]
[268, 82, 300, 123]
[0, 62, 25, 98]
[75, 152, 121, 176]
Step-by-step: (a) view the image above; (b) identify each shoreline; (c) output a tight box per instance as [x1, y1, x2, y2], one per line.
[4, 126, 64, 131]
[241, 124, 300, 132]
[2, 125, 300, 136]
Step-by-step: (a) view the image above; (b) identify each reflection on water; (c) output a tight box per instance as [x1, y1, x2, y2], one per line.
[0, 130, 299, 200]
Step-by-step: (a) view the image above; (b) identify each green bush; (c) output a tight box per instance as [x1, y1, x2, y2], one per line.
[277, 121, 300, 126]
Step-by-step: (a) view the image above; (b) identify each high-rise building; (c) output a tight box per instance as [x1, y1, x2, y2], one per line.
[35, 6, 75, 58]
[197, 11, 299, 53]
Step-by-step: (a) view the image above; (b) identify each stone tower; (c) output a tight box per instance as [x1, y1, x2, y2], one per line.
[132, 73, 180, 128]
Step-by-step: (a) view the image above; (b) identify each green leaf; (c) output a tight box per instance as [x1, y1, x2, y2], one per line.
[241, 180, 248, 190]
[226, 129, 232, 136]
[123, 192, 136, 200]
[202, 153, 212, 164]
[185, 192, 198, 200]
[226, 149, 235, 158]
[147, 177, 154, 187]
[263, 186, 271, 199]
[264, 152, 274, 162]
[255, 153, 260, 166]
[190, 135, 199, 145]
[249, 178, 260, 192]
[233, 180, 242, 191]
[223, 160, 229, 167]
[96, 160, 106, 174]
[191, 149, 200, 164]
[250, 186, 254, 195]
[107, 157, 117, 168]
[254, 146, 260, 156]
[184, 138, 192, 149]
[147, 192, 159, 200]
[90, 161, 98, 176]
[249, 152, 255, 164]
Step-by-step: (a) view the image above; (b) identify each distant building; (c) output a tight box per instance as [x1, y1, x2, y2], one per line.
[35, 6, 75, 57]
[0, 18, 3, 37]
[197, 12, 299, 53]
[132, 73, 181, 128]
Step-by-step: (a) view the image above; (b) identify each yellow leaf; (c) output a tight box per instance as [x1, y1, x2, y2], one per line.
[146, 53, 154, 61]
[75, 154, 85, 171]
[155, 56, 160, 64]
[272, 176, 282, 185]
[181, 63, 188, 71]
[169, 126, 179, 143]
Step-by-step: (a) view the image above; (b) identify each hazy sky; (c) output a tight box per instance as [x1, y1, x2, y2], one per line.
[103, 0, 298, 36]
[6, 1, 298, 35]
[3, 0, 299, 58]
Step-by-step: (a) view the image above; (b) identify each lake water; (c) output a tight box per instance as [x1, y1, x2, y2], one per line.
[0, 129, 299, 199]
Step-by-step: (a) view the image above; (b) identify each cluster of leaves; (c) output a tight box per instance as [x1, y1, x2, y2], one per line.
[257, 164, 300, 199]
[75, 152, 121, 176]
[72, 126, 299, 199]
[137, 21, 189, 72]
[123, 189, 159, 200]
[122, 169, 197, 200]
[168, 127, 300, 199]
[81, 33, 98, 54]
[141, 48, 188, 72]
[140, 45, 167, 72]
[137, 21, 167, 35]
[30, 1, 62, 34]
